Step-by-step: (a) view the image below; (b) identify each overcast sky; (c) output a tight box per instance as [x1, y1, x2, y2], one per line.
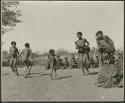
[2, 1, 124, 53]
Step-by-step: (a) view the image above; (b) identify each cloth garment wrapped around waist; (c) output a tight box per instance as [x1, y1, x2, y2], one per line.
[78, 46, 90, 53]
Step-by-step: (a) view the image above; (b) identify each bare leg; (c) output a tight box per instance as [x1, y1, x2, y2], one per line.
[25, 66, 29, 73]
[10, 65, 15, 75]
[24, 65, 29, 78]
[14, 66, 19, 76]
[10, 59, 15, 75]
[54, 69, 57, 79]
[99, 55, 102, 68]
[86, 67, 90, 74]
[79, 54, 85, 76]
[27, 66, 32, 77]
[51, 68, 54, 80]
[82, 68, 85, 76]
[13, 59, 19, 76]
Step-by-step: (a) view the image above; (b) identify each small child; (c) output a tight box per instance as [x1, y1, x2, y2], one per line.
[9, 41, 19, 76]
[63, 57, 69, 69]
[48, 49, 57, 80]
[20, 43, 33, 78]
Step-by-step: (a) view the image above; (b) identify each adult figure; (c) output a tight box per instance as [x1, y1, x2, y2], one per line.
[96, 31, 115, 66]
[95, 31, 121, 88]
[75, 32, 90, 75]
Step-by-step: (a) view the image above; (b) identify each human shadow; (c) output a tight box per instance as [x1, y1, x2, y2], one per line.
[30, 72, 41, 75]
[40, 73, 50, 76]
[56, 76, 72, 80]
[2, 73, 11, 76]
[88, 72, 99, 75]
[19, 73, 50, 77]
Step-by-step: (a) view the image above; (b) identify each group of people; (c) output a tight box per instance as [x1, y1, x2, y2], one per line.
[75, 31, 123, 88]
[9, 41, 33, 78]
[46, 54, 79, 70]
[8, 30, 123, 88]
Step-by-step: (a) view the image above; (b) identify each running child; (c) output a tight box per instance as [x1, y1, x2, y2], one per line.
[9, 41, 19, 76]
[20, 43, 33, 78]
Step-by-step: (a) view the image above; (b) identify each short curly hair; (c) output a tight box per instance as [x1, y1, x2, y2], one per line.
[49, 49, 55, 54]
[11, 41, 16, 45]
[77, 32, 82, 36]
[25, 43, 30, 48]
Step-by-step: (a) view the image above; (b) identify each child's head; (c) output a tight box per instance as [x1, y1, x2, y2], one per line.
[25, 43, 30, 48]
[11, 41, 16, 47]
[77, 32, 82, 39]
[49, 49, 55, 55]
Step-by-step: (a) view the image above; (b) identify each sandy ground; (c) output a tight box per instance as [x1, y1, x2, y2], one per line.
[1, 66, 124, 101]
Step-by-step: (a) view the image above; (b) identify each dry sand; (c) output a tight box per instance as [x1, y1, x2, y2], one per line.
[1, 66, 124, 101]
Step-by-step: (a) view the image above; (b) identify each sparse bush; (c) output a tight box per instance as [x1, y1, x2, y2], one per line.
[32, 56, 48, 66]
[56, 49, 71, 56]
[2, 49, 123, 69]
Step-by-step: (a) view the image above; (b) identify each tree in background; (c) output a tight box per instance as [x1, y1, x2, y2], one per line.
[2, 1, 22, 35]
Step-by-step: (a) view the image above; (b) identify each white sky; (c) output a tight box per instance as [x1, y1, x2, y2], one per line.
[2, 1, 124, 53]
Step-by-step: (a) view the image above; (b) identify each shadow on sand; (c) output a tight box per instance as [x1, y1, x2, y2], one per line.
[40, 73, 50, 76]
[2, 73, 11, 76]
[56, 76, 72, 80]
[30, 72, 41, 75]
[89, 72, 99, 75]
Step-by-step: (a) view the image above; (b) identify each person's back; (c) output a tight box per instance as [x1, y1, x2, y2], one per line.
[20, 43, 33, 78]
[21, 47, 33, 63]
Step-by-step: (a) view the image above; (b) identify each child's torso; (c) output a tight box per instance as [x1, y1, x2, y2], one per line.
[10, 47, 18, 58]
[76, 38, 86, 47]
[48, 55, 57, 66]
